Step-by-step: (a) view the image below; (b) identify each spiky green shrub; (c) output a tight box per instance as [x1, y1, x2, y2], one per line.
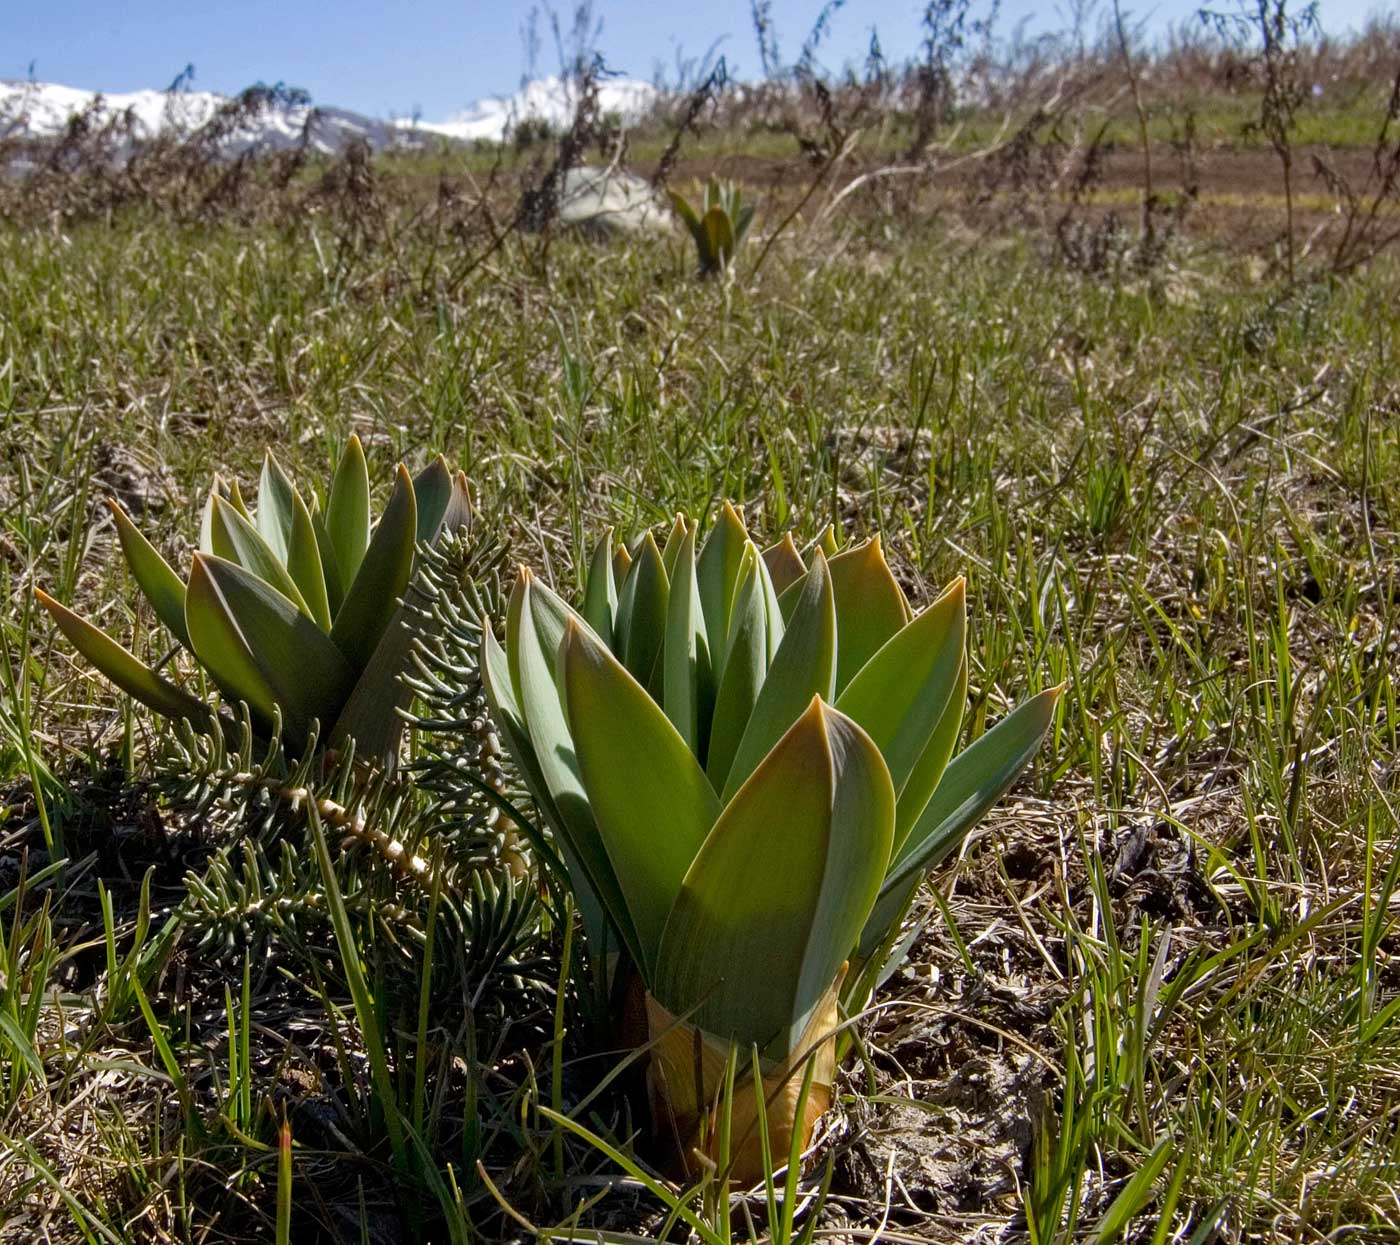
[483, 504, 1060, 1177]
[668, 179, 756, 276]
[37, 437, 471, 759]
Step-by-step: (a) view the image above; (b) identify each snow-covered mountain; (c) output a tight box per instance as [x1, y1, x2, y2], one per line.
[0, 80, 405, 154]
[399, 75, 657, 143]
[0, 75, 659, 156]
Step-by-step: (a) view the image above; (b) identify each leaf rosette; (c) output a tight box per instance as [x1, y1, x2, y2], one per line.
[669, 178, 756, 277]
[38, 437, 472, 761]
[485, 504, 1061, 1178]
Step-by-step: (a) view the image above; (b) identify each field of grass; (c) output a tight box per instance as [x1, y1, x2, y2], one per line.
[0, 192, 1397, 1243]
[404, 82, 1399, 184]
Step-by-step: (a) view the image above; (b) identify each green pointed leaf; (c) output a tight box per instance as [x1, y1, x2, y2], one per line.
[183, 558, 280, 728]
[331, 467, 472, 761]
[696, 501, 750, 681]
[326, 435, 371, 590]
[881, 685, 1063, 899]
[227, 478, 253, 521]
[611, 540, 632, 585]
[106, 499, 189, 649]
[562, 618, 720, 976]
[668, 188, 704, 243]
[327, 600, 421, 763]
[662, 524, 710, 754]
[659, 514, 691, 581]
[836, 578, 967, 851]
[480, 611, 606, 954]
[733, 202, 757, 247]
[908, 651, 967, 839]
[199, 476, 226, 555]
[776, 572, 804, 623]
[856, 670, 1042, 962]
[481, 618, 549, 815]
[700, 205, 735, 269]
[828, 536, 911, 694]
[582, 530, 618, 643]
[809, 525, 839, 560]
[504, 568, 531, 702]
[484, 616, 609, 953]
[413, 458, 472, 545]
[287, 487, 332, 632]
[756, 552, 784, 662]
[411, 456, 452, 544]
[856, 874, 922, 965]
[655, 698, 894, 1056]
[614, 531, 669, 692]
[611, 537, 641, 652]
[705, 543, 769, 791]
[35, 589, 210, 724]
[762, 532, 806, 595]
[188, 554, 355, 744]
[310, 505, 345, 618]
[508, 571, 641, 967]
[720, 550, 836, 802]
[209, 495, 312, 620]
[330, 464, 416, 670]
[256, 451, 298, 565]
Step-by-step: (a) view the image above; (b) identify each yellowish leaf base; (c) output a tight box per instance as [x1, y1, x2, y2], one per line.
[644, 978, 842, 1186]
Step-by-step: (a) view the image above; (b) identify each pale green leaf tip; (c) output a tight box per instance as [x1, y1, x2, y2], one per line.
[338, 434, 365, 470]
[105, 497, 142, 547]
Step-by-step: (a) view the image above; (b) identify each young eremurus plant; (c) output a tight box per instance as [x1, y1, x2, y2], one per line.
[668, 179, 756, 277]
[36, 437, 472, 760]
[482, 503, 1061, 1180]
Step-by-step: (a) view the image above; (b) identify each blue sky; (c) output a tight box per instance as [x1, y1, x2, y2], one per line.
[2, 1, 1386, 121]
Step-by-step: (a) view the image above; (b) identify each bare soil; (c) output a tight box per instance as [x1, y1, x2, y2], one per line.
[651, 143, 1390, 250]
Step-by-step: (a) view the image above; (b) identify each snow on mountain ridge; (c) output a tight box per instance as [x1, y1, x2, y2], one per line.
[1, 75, 660, 153]
[0, 79, 357, 154]
[399, 75, 657, 143]
[0, 80, 228, 138]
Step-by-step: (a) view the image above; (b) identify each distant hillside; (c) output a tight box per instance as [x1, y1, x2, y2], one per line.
[0, 74, 659, 156]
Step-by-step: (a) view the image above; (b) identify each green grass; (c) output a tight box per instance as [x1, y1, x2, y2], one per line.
[0, 199, 1397, 1243]
[378, 76, 1400, 192]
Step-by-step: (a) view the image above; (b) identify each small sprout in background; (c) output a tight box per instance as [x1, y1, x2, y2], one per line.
[485, 503, 1061, 1181]
[668, 179, 756, 277]
[37, 437, 472, 762]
